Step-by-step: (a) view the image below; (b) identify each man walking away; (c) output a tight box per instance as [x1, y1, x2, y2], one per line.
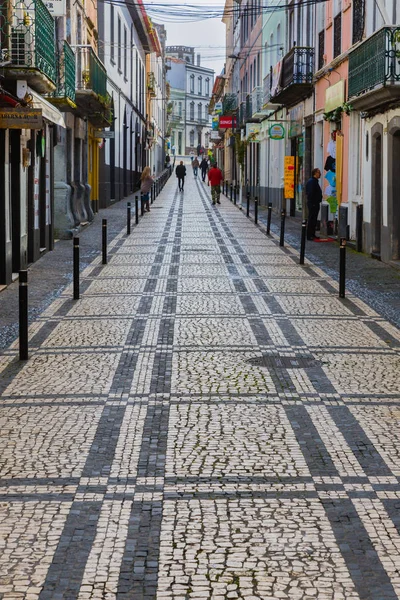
[208, 163, 223, 205]
[306, 168, 322, 240]
[200, 157, 208, 182]
[176, 161, 186, 192]
[192, 157, 200, 177]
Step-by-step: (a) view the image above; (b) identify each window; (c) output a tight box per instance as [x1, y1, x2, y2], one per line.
[118, 15, 121, 71]
[198, 103, 202, 120]
[198, 76, 202, 95]
[190, 102, 194, 120]
[124, 26, 127, 78]
[190, 130, 194, 146]
[110, 5, 115, 62]
[318, 30, 324, 70]
[205, 103, 209, 116]
[333, 13, 341, 58]
[178, 101, 182, 117]
[190, 74, 194, 93]
[205, 78, 210, 96]
[352, 0, 364, 44]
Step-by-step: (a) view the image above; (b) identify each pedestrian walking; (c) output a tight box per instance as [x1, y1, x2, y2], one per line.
[140, 166, 154, 212]
[176, 161, 186, 192]
[208, 162, 223, 205]
[192, 157, 200, 177]
[200, 157, 208, 182]
[306, 168, 322, 240]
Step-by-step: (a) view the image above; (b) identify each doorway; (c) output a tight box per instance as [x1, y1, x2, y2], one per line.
[371, 125, 383, 258]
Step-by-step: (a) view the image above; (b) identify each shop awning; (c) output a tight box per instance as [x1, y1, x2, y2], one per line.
[29, 89, 66, 128]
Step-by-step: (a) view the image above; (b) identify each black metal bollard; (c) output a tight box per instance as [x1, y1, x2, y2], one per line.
[151, 184, 154, 204]
[230, 183, 233, 202]
[246, 192, 250, 217]
[339, 238, 346, 298]
[266, 202, 272, 235]
[254, 197, 258, 225]
[225, 180, 228, 196]
[135, 195, 139, 224]
[127, 202, 131, 235]
[279, 209, 286, 247]
[141, 194, 144, 216]
[233, 185, 237, 205]
[102, 218, 107, 264]
[73, 237, 80, 300]
[19, 270, 28, 361]
[299, 219, 307, 264]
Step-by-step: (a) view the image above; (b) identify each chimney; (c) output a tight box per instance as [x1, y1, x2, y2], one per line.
[197, 54, 201, 66]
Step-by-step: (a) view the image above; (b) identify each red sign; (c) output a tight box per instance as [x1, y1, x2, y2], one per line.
[219, 116, 237, 129]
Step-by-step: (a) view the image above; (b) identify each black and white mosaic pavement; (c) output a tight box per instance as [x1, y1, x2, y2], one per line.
[1, 171, 400, 600]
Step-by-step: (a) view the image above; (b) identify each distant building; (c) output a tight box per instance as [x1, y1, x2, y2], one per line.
[166, 46, 214, 155]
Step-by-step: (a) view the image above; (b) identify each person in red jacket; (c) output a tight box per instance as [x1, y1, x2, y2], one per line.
[208, 163, 223, 205]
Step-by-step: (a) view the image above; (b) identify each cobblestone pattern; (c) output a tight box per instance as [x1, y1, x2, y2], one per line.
[0, 174, 400, 599]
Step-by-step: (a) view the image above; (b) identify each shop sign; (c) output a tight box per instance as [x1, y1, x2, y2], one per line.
[215, 102, 223, 115]
[210, 131, 221, 140]
[94, 130, 115, 138]
[246, 123, 261, 142]
[212, 116, 219, 130]
[44, 0, 66, 16]
[269, 123, 285, 140]
[219, 116, 236, 129]
[0, 108, 43, 129]
[325, 80, 344, 113]
[284, 156, 295, 199]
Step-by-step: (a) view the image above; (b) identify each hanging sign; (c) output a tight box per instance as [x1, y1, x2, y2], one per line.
[215, 102, 223, 115]
[44, 0, 66, 16]
[219, 116, 236, 129]
[269, 123, 285, 140]
[0, 108, 43, 129]
[284, 156, 295, 199]
[246, 123, 261, 142]
[94, 130, 115, 138]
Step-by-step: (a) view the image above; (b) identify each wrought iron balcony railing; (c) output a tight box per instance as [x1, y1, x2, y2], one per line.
[222, 93, 238, 114]
[263, 73, 272, 105]
[0, 0, 56, 89]
[251, 85, 263, 115]
[147, 71, 156, 96]
[55, 41, 76, 104]
[348, 27, 400, 110]
[269, 46, 314, 107]
[75, 46, 107, 98]
[239, 101, 245, 127]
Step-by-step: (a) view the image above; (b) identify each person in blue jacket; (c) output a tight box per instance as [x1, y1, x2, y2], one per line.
[306, 168, 322, 240]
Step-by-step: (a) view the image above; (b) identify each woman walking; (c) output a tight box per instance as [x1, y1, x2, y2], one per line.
[140, 166, 153, 212]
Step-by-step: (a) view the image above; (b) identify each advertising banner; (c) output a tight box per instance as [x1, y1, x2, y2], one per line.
[284, 156, 295, 199]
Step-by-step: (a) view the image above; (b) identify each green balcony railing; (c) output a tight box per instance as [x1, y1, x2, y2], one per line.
[222, 93, 238, 114]
[348, 27, 400, 99]
[75, 46, 107, 98]
[0, 0, 56, 83]
[55, 41, 76, 102]
[245, 94, 252, 120]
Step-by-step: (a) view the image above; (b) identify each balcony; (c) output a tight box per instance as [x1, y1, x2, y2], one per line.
[75, 46, 111, 127]
[238, 101, 245, 127]
[268, 47, 314, 107]
[348, 27, 400, 111]
[222, 93, 237, 114]
[49, 41, 76, 111]
[0, 0, 56, 93]
[147, 72, 156, 97]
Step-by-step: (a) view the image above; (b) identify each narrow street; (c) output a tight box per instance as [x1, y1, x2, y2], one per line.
[1, 170, 400, 600]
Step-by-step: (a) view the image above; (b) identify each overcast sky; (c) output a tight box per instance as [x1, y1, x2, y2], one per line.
[148, 1, 226, 77]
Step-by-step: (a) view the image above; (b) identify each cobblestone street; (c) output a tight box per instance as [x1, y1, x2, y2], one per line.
[1, 172, 400, 600]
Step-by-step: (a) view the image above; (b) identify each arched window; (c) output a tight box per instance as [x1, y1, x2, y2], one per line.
[198, 103, 202, 120]
[190, 102, 194, 120]
[190, 74, 195, 93]
[198, 76, 202, 95]
[205, 78, 210, 96]
[190, 130, 195, 146]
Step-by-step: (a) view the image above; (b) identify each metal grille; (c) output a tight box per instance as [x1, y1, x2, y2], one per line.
[352, 0, 365, 44]
[222, 93, 238, 113]
[333, 13, 342, 58]
[318, 30, 325, 70]
[55, 41, 76, 102]
[348, 27, 400, 98]
[1, 0, 56, 82]
[75, 46, 107, 96]
[263, 73, 271, 105]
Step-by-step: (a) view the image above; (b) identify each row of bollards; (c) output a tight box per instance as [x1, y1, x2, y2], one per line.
[224, 181, 347, 300]
[19, 167, 173, 361]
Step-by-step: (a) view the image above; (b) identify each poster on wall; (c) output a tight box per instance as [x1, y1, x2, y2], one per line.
[284, 156, 295, 199]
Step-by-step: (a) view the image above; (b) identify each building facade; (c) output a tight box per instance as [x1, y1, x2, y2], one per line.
[166, 46, 214, 155]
